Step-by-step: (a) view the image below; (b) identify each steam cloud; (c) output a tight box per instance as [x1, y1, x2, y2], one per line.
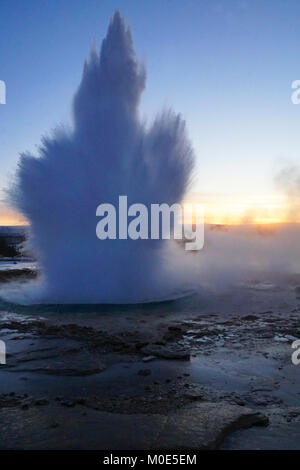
[7, 11, 194, 304]
[275, 165, 300, 222]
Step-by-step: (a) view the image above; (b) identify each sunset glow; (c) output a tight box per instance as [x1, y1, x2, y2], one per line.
[0, 192, 296, 227]
[0, 205, 28, 226]
[184, 192, 295, 226]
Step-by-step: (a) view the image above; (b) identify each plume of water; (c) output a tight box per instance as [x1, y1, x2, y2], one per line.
[7, 11, 195, 304]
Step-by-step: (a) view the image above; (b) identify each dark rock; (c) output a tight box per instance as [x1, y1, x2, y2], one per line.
[135, 341, 149, 351]
[61, 400, 76, 408]
[76, 398, 86, 405]
[142, 344, 190, 360]
[243, 315, 259, 321]
[152, 402, 269, 449]
[138, 369, 151, 377]
[184, 391, 203, 400]
[34, 399, 49, 406]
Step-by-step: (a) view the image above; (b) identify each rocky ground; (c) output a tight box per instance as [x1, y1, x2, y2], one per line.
[0, 267, 299, 449]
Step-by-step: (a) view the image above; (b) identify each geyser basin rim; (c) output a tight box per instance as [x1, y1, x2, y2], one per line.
[5, 289, 196, 307]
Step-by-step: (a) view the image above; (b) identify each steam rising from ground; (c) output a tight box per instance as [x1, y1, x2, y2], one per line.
[194, 166, 300, 291]
[7, 12, 194, 304]
[275, 165, 300, 222]
[194, 224, 300, 291]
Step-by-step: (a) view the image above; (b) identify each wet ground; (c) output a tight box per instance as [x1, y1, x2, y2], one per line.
[0, 265, 299, 449]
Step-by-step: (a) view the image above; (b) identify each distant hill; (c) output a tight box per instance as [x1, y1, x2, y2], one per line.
[0, 226, 28, 236]
[0, 226, 27, 253]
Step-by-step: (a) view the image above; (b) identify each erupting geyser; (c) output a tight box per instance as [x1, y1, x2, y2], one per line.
[8, 11, 195, 304]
